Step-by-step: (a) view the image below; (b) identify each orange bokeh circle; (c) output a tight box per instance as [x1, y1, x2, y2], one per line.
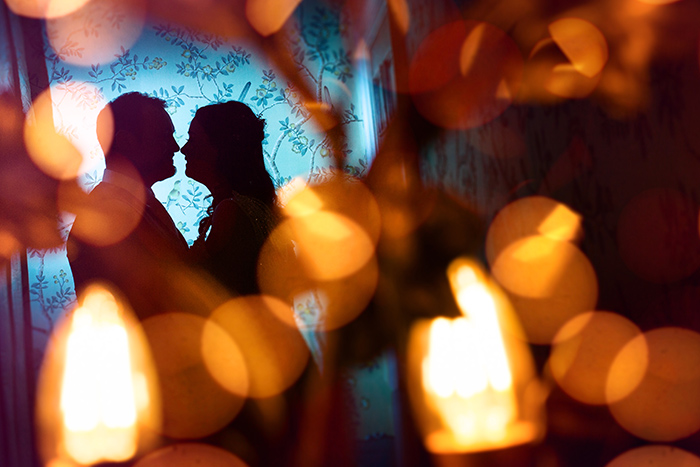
[141, 313, 246, 439]
[133, 443, 249, 467]
[549, 311, 642, 405]
[491, 235, 598, 344]
[607, 327, 700, 442]
[409, 20, 523, 129]
[606, 445, 700, 467]
[208, 295, 309, 399]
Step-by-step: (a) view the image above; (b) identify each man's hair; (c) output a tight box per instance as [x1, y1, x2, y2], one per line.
[97, 92, 168, 160]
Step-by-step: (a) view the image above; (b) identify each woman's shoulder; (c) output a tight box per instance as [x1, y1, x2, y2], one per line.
[212, 197, 239, 217]
[209, 197, 243, 237]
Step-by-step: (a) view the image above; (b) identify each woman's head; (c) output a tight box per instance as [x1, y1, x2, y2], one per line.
[183, 101, 275, 206]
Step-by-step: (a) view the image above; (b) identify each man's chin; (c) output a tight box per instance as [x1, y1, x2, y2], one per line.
[155, 166, 177, 183]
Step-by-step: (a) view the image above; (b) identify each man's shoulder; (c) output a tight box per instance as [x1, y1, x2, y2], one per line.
[67, 180, 149, 249]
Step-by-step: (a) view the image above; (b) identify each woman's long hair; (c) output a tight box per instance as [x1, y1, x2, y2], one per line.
[193, 101, 278, 240]
[194, 100, 276, 206]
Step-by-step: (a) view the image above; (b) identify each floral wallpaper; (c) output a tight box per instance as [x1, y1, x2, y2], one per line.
[25, 0, 393, 439]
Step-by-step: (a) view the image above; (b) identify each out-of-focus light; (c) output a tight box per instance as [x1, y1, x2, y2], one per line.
[549, 311, 642, 405]
[548, 18, 608, 78]
[485, 196, 583, 267]
[619, 187, 700, 283]
[282, 170, 382, 245]
[491, 235, 598, 344]
[409, 20, 523, 129]
[606, 445, 700, 467]
[262, 172, 379, 298]
[0, 230, 21, 261]
[605, 329, 649, 404]
[286, 211, 375, 281]
[24, 88, 83, 180]
[407, 258, 545, 454]
[545, 63, 603, 99]
[388, 0, 410, 35]
[46, 0, 146, 67]
[59, 163, 146, 246]
[45, 83, 108, 177]
[36, 284, 160, 466]
[370, 153, 438, 240]
[282, 184, 324, 218]
[637, 0, 681, 4]
[259, 236, 379, 332]
[607, 327, 700, 441]
[459, 22, 487, 77]
[246, 0, 302, 36]
[141, 312, 246, 440]
[133, 443, 250, 467]
[276, 176, 308, 209]
[208, 296, 309, 399]
[521, 19, 608, 102]
[5, 0, 91, 19]
[200, 318, 249, 397]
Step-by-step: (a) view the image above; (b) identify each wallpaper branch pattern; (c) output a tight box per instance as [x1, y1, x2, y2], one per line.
[28, 2, 370, 370]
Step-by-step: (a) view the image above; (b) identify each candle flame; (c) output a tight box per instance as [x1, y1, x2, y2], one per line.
[422, 315, 517, 447]
[409, 258, 543, 453]
[59, 288, 139, 465]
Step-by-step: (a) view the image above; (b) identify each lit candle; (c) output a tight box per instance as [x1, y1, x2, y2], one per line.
[36, 284, 159, 466]
[408, 258, 545, 454]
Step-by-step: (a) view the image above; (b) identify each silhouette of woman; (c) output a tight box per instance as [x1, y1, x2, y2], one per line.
[182, 101, 309, 466]
[182, 100, 279, 296]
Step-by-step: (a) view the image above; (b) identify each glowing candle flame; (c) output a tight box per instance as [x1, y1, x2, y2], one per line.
[58, 287, 142, 465]
[422, 314, 518, 448]
[408, 258, 544, 454]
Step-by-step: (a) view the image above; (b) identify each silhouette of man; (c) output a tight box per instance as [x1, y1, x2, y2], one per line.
[67, 92, 189, 319]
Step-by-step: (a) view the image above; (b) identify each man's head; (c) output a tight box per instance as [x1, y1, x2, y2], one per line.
[97, 92, 179, 185]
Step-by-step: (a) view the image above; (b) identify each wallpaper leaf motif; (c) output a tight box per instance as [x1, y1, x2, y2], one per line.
[25, 1, 394, 443]
[29, 2, 369, 359]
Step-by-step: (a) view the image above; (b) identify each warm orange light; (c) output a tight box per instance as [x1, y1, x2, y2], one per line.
[133, 443, 250, 467]
[36, 284, 160, 466]
[409, 20, 523, 129]
[407, 258, 545, 454]
[24, 88, 83, 180]
[388, 0, 410, 35]
[5, 0, 91, 19]
[549, 311, 642, 405]
[46, 0, 146, 67]
[245, 0, 301, 36]
[606, 445, 700, 467]
[208, 295, 309, 399]
[545, 63, 602, 99]
[491, 235, 598, 344]
[27, 83, 108, 180]
[548, 18, 608, 79]
[59, 164, 146, 247]
[141, 312, 246, 440]
[60, 291, 138, 464]
[636, 0, 681, 4]
[485, 196, 583, 267]
[607, 327, 700, 442]
[287, 211, 375, 281]
[281, 170, 382, 245]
